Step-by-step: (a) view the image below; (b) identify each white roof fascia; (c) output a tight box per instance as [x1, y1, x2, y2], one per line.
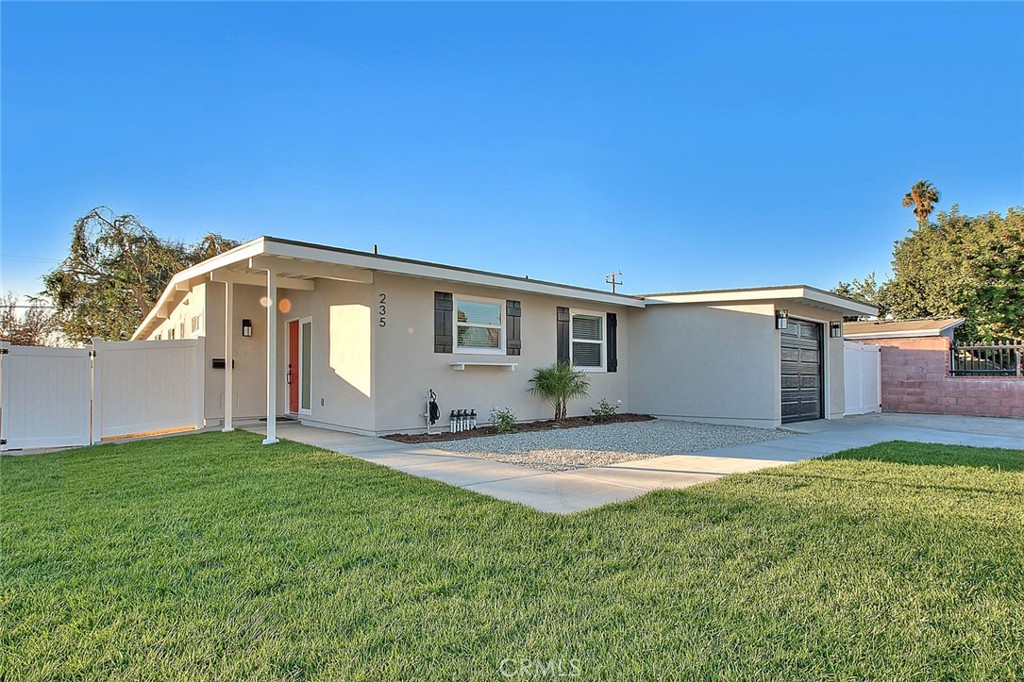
[132, 238, 268, 339]
[845, 319, 966, 339]
[800, 288, 877, 316]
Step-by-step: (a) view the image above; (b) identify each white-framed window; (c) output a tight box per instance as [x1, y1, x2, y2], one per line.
[167, 327, 175, 340]
[190, 314, 202, 333]
[455, 296, 504, 354]
[570, 310, 605, 371]
[179, 321, 186, 339]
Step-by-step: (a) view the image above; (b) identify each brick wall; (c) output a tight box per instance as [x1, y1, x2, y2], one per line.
[857, 336, 1024, 418]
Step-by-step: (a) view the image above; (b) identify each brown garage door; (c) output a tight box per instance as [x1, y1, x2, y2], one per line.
[781, 319, 823, 423]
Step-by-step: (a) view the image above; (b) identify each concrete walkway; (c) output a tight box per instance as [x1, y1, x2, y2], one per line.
[245, 414, 1024, 514]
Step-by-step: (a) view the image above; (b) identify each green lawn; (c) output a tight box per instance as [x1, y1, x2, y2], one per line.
[2, 433, 1022, 680]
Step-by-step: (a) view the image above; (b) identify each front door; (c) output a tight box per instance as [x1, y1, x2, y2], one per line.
[287, 320, 299, 413]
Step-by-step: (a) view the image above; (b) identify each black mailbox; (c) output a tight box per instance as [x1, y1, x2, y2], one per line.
[212, 358, 235, 369]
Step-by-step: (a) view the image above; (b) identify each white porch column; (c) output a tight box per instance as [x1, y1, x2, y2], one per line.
[222, 280, 234, 432]
[263, 268, 279, 445]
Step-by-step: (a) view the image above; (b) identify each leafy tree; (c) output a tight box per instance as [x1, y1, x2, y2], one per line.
[879, 205, 1024, 340]
[43, 207, 240, 343]
[0, 293, 55, 346]
[901, 180, 940, 225]
[527, 361, 590, 421]
[831, 273, 887, 317]
[967, 207, 1024, 340]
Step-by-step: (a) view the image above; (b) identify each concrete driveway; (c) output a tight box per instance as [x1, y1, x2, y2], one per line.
[246, 413, 1024, 514]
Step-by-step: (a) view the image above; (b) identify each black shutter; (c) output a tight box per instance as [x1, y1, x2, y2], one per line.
[506, 300, 521, 356]
[434, 292, 453, 353]
[556, 306, 570, 364]
[607, 312, 618, 372]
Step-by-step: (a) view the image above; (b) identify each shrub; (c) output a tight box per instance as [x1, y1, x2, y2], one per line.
[490, 407, 517, 434]
[527, 361, 590, 421]
[591, 398, 618, 423]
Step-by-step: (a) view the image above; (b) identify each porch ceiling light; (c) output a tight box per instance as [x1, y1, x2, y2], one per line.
[775, 308, 789, 330]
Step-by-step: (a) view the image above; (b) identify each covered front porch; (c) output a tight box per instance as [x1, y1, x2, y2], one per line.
[134, 237, 380, 443]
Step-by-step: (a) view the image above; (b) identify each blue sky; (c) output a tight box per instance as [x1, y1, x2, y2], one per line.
[2, 2, 1022, 298]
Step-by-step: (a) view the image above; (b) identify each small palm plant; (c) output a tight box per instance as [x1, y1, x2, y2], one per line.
[527, 361, 590, 421]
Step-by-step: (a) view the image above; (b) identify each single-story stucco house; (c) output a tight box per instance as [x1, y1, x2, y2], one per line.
[132, 236, 876, 443]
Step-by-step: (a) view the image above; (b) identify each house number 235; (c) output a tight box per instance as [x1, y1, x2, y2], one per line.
[378, 293, 387, 327]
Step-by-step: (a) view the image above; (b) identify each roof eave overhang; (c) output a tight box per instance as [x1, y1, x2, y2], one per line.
[643, 286, 877, 317]
[845, 319, 966, 340]
[845, 331, 943, 339]
[259, 238, 646, 309]
[132, 236, 645, 340]
[132, 238, 269, 340]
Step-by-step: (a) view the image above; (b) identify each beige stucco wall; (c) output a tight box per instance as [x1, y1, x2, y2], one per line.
[371, 273, 632, 434]
[149, 278, 377, 429]
[628, 303, 781, 428]
[628, 301, 846, 428]
[146, 270, 849, 433]
[266, 279, 377, 434]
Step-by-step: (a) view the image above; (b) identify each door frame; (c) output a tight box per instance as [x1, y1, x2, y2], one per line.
[287, 316, 313, 416]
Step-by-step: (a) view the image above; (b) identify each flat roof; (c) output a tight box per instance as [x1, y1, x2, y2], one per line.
[844, 317, 966, 339]
[642, 285, 878, 317]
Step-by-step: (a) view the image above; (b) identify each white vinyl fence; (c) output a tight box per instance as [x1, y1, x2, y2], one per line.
[844, 341, 882, 416]
[0, 339, 204, 451]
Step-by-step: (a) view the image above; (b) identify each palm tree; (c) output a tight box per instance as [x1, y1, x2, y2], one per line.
[902, 180, 940, 225]
[527, 362, 590, 421]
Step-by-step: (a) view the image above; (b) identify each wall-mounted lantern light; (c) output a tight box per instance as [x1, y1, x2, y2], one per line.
[775, 308, 789, 330]
[830, 320, 843, 338]
[241, 318, 253, 338]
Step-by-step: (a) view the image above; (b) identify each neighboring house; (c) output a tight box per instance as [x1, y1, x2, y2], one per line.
[845, 318, 966, 343]
[844, 317, 1024, 419]
[132, 237, 875, 441]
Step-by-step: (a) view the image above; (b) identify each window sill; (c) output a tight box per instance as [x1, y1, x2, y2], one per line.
[454, 347, 506, 355]
[449, 361, 518, 372]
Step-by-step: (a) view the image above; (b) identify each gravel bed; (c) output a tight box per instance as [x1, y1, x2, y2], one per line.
[435, 419, 790, 472]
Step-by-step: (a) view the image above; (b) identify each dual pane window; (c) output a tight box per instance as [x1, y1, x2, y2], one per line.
[456, 298, 503, 351]
[571, 313, 604, 368]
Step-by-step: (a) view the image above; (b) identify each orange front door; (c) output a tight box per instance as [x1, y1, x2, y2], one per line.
[288, 320, 299, 413]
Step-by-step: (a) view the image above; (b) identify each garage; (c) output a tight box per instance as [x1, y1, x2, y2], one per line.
[781, 319, 823, 423]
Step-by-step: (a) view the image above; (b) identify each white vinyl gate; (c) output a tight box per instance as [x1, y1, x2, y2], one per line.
[0, 343, 92, 449]
[844, 341, 882, 416]
[93, 339, 205, 441]
[0, 339, 204, 451]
